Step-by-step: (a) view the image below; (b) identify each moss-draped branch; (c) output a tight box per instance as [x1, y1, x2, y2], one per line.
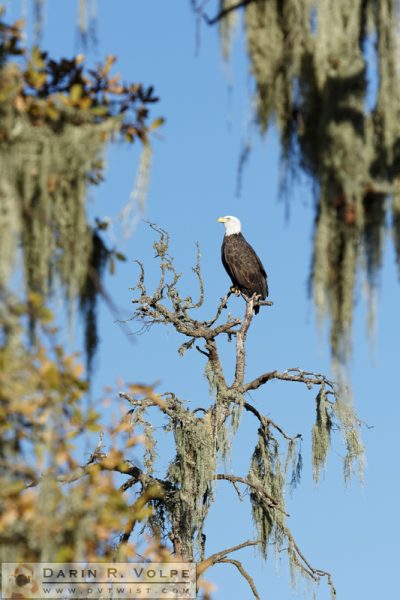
[111, 225, 364, 597]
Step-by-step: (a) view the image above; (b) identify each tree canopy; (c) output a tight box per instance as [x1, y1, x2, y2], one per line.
[0, 7, 162, 374]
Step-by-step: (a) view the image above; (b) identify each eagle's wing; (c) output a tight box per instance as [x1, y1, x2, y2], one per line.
[254, 250, 268, 297]
[223, 234, 268, 298]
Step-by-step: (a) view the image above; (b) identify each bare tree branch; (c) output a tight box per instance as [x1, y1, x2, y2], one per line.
[25, 451, 165, 495]
[244, 401, 302, 442]
[119, 390, 182, 419]
[241, 367, 337, 394]
[215, 473, 289, 516]
[218, 558, 260, 600]
[132, 289, 241, 340]
[197, 539, 261, 577]
[233, 296, 256, 387]
[202, 0, 259, 26]
[204, 290, 233, 326]
[284, 528, 337, 598]
[186, 241, 204, 309]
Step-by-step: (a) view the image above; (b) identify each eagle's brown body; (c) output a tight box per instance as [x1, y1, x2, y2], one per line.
[221, 232, 268, 314]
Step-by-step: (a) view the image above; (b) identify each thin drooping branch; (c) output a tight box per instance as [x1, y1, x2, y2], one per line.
[244, 401, 302, 442]
[197, 539, 261, 577]
[205, 337, 228, 392]
[215, 473, 289, 516]
[218, 559, 260, 600]
[284, 528, 337, 599]
[202, 0, 259, 25]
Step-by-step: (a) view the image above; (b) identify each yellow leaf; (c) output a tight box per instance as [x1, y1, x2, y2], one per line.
[150, 117, 165, 131]
[91, 106, 108, 116]
[70, 83, 83, 103]
[101, 449, 124, 469]
[72, 362, 84, 379]
[79, 96, 92, 110]
[14, 95, 26, 112]
[125, 437, 139, 449]
[87, 422, 102, 432]
[46, 105, 60, 121]
[31, 46, 45, 68]
[56, 450, 69, 464]
[38, 306, 53, 323]
[103, 55, 117, 75]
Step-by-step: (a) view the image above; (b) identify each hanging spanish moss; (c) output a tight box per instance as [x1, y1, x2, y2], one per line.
[77, 0, 97, 48]
[167, 411, 216, 560]
[311, 386, 333, 483]
[215, 0, 400, 368]
[248, 428, 285, 558]
[0, 104, 113, 370]
[21, 0, 97, 47]
[219, 0, 239, 60]
[311, 385, 363, 484]
[0, 9, 161, 373]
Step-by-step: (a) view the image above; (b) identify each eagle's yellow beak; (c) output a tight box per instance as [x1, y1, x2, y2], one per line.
[217, 217, 226, 223]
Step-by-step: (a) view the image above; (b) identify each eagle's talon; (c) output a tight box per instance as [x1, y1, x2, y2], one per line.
[230, 286, 241, 297]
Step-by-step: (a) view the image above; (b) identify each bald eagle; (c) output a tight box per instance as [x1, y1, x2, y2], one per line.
[218, 216, 268, 314]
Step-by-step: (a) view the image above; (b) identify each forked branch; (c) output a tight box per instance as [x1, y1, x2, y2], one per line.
[241, 367, 337, 394]
[197, 539, 261, 577]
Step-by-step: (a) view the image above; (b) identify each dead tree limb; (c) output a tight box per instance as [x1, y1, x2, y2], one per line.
[201, 0, 260, 26]
[197, 539, 261, 576]
[218, 558, 260, 600]
[215, 473, 289, 516]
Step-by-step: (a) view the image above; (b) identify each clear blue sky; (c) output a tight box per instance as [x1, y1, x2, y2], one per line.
[6, 1, 400, 599]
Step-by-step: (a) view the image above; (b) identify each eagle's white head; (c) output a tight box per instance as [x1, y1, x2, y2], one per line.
[217, 215, 242, 236]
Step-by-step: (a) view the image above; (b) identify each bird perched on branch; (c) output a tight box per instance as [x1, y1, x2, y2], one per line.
[217, 215, 268, 314]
